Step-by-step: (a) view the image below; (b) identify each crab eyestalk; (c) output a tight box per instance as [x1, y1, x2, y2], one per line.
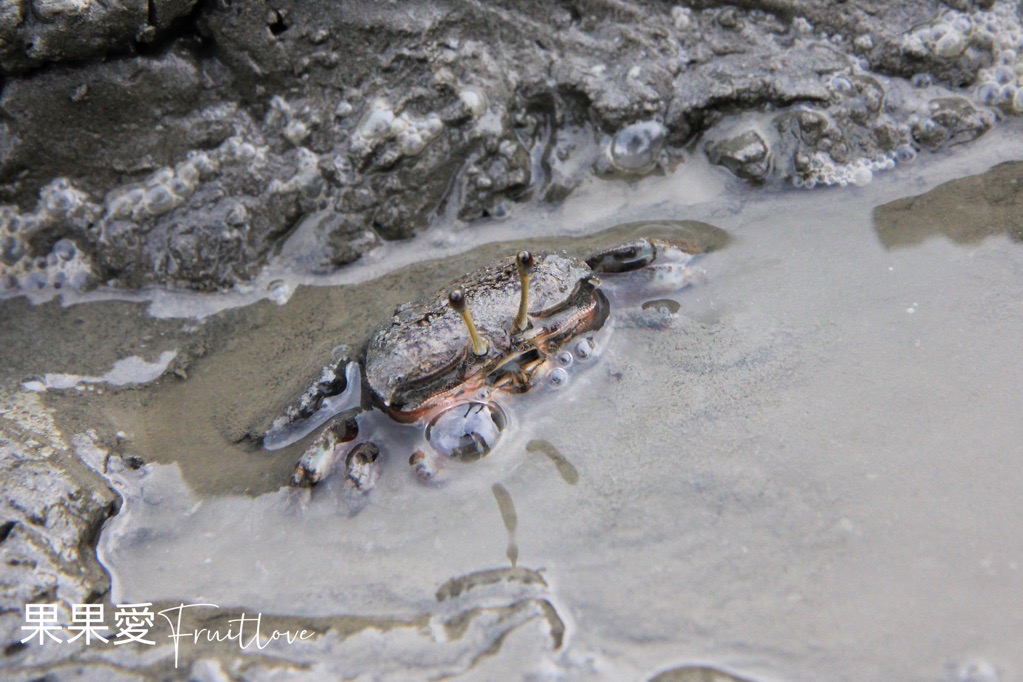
[512, 250, 534, 335]
[448, 289, 490, 357]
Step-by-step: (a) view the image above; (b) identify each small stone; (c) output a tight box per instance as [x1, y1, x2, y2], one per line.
[706, 129, 772, 183]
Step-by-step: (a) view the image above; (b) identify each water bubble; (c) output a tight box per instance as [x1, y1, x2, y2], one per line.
[424, 113, 444, 136]
[489, 201, 510, 219]
[42, 188, 75, 215]
[999, 84, 1018, 107]
[426, 402, 507, 462]
[151, 167, 175, 185]
[792, 16, 813, 33]
[398, 132, 426, 156]
[671, 6, 692, 30]
[556, 351, 574, 367]
[172, 164, 197, 190]
[850, 166, 873, 186]
[356, 101, 395, 140]
[911, 72, 934, 88]
[609, 120, 666, 172]
[459, 86, 488, 118]
[934, 30, 965, 58]
[186, 150, 218, 177]
[107, 188, 143, 220]
[952, 16, 972, 34]
[25, 272, 47, 289]
[142, 185, 178, 216]
[52, 239, 76, 261]
[995, 65, 1015, 84]
[284, 120, 309, 144]
[1, 235, 24, 265]
[0, 207, 15, 233]
[575, 338, 596, 359]
[169, 177, 192, 197]
[548, 367, 568, 387]
[267, 279, 288, 303]
[388, 116, 409, 137]
[977, 81, 1001, 104]
[829, 76, 853, 92]
[66, 269, 93, 291]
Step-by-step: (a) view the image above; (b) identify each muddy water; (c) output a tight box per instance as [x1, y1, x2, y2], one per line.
[10, 122, 1023, 680]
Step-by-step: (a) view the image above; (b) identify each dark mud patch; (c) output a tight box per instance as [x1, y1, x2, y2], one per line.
[873, 159, 1023, 247]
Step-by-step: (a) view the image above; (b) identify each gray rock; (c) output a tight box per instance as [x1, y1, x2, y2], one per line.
[0, 391, 118, 669]
[912, 96, 996, 150]
[0, 0, 1019, 291]
[0, 0, 199, 74]
[706, 129, 772, 183]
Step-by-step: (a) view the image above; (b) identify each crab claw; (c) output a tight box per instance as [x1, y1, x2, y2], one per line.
[290, 416, 359, 487]
[585, 238, 698, 301]
[589, 239, 666, 274]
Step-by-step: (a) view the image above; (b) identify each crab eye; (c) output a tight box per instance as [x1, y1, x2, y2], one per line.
[426, 401, 507, 462]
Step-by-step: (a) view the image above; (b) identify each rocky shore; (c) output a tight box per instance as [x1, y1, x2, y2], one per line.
[0, 0, 1020, 292]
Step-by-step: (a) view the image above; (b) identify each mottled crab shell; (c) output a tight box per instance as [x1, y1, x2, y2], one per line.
[364, 252, 596, 419]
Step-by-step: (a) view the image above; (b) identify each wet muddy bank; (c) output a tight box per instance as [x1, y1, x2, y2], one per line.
[2, 120, 1023, 679]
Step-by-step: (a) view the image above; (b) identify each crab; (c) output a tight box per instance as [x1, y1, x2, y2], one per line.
[267, 235, 704, 499]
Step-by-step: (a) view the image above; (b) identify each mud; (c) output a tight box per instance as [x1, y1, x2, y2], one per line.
[3, 126, 1023, 678]
[2, 2, 1023, 678]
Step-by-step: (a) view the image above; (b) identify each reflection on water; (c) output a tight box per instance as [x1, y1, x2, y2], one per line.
[873, 160, 1023, 247]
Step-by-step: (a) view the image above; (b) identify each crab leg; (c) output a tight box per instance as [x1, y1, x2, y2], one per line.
[290, 415, 359, 487]
[344, 442, 381, 492]
[264, 362, 363, 451]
